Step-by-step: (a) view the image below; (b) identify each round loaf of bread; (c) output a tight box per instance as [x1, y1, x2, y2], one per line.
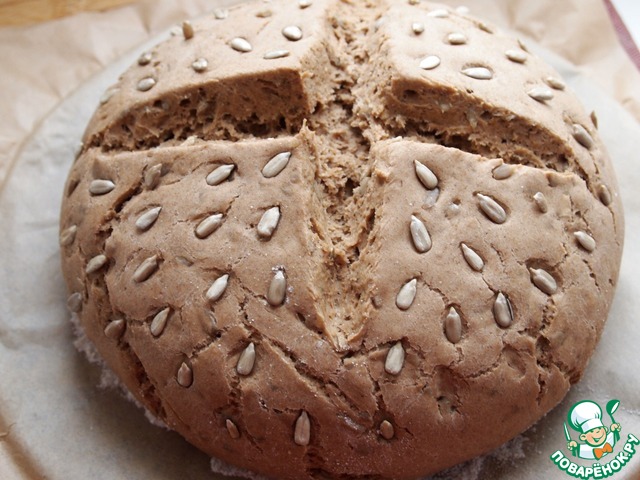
[60, 0, 624, 478]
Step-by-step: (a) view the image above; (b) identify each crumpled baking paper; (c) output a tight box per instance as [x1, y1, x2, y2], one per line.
[0, 0, 639, 479]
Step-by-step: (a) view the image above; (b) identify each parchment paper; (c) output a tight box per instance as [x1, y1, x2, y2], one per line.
[1, 1, 639, 479]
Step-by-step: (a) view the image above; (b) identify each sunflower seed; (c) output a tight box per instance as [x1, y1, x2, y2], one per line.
[133, 255, 159, 283]
[294, 411, 311, 446]
[456, 6, 470, 14]
[137, 77, 156, 92]
[298, 0, 312, 7]
[419, 55, 441, 70]
[527, 86, 554, 102]
[67, 292, 83, 312]
[192, 58, 208, 72]
[213, 8, 228, 19]
[414, 160, 438, 189]
[144, 164, 163, 189]
[135, 207, 162, 232]
[462, 67, 493, 80]
[177, 362, 193, 387]
[517, 38, 529, 52]
[385, 342, 405, 375]
[206, 274, 229, 302]
[492, 164, 514, 180]
[86, 254, 108, 274]
[100, 88, 118, 104]
[256, 9, 272, 18]
[257, 207, 281, 239]
[598, 184, 612, 206]
[590, 111, 599, 129]
[60, 225, 78, 246]
[460, 243, 484, 272]
[428, 8, 449, 18]
[447, 32, 467, 45]
[505, 49, 527, 63]
[137, 51, 152, 66]
[412, 22, 425, 34]
[230, 37, 252, 53]
[236, 342, 256, 375]
[264, 49, 290, 60]
[410, 215, 432, 253]
[545, 76, 566, 90]
[408, 0, 420, 4]
[104, 319, 126, 340]
[476, 193, 507, 224]
[262, 151, 291, 178]
[267, 269, 286, 306]
[445, 307, 462, 343]
[379, 420, 395, 440]
[529, 268, 557, 295]
[182, 20, 194, 39]
[574, 231, 596, 252]
[572, 124, 593, 149]
[478, 22, 494, 33]
[282, 25, 303, 41]
[396, 279, 417, 310]
[205, 164, 235, 186]
[150, 307, 171, 337]
[195, 213, 224, 239]
[533, 192, 548, 213]
[89, 179, 115, 195]
[493, 292, 513, 328]
[226, 419, 240, 439]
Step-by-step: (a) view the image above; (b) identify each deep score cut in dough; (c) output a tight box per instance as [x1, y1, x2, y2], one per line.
[59, 0, 624, 478]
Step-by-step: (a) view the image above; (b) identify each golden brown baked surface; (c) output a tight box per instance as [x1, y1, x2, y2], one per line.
[60, 0, 624, 478]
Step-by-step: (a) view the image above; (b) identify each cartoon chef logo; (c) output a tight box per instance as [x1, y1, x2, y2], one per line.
[565, 400, 621, 460]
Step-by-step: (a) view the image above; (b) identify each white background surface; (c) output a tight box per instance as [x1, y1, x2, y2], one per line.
[611, 0, 640, 46]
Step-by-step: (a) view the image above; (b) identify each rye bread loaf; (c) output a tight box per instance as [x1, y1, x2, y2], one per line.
[60, 0, 624, 478]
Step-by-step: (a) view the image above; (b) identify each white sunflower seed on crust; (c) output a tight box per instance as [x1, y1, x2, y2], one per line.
[177, 362, 193, 387]
[410, 215, 432, 253]
[493, 292, 513, 328]
[414, 160, 438, 189]
[527, 86, 554, 102]
[267, 269, 286, 306]
[213, 8, 228, 19]
[89, 179, 115, 195]
[298, 0, 312, 7]
[505, 49, 527, 63]
[207, 274, 229, 303]
[60, 225, 77, 246]
[104, 319, 126, 340]
[574, 231, 596, 252]
[226, 419, 240, 439]
[137, 51, 152, 66]
[385, 342, 405, 375]
[192, 58, 208, 72]
[230, 37, 252, 53]
[396, 279, 417, 310]
[135, 207, 162, 232]
[264, 49, 290, 60]
[445, 307, 462, 343]
[460, 243, 484, 271]
[294, 411, 311, 446]
[262, 151, 291, 178]
[545, 76, 566, 90]
[133, 255, 159, 283]
[206, 164, 235, 185]
[257, 207, 281, 239]
[492, 164, 514, 180]
[236, 342, 256, 376]
[137, 77, 156, 92]
[529, 268, 557, 295]
[419, 55, 441, 70]
[447, 32, 467, 45]
[67, 292, 83, 313]
[195, 214, 224, 239]
[572, 124, 594, 149]
[86, 254, 108, 274]
[150, 307, 171, 337]
[182, 20, 194, 39]
[462, 67, 493, 80]
[533, 192, 548, 213]
[412, 22, 425, 34]
[598, 184, 612, 206]
[590, 111, 599, 129]
[144, 164, 163, 189]
[428, 8, 449, 18]
[476, 193, 507, 224]
[282, 26, 303, 41]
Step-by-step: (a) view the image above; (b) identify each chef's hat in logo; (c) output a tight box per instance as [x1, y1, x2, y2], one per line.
[569, 400, 604, 434]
